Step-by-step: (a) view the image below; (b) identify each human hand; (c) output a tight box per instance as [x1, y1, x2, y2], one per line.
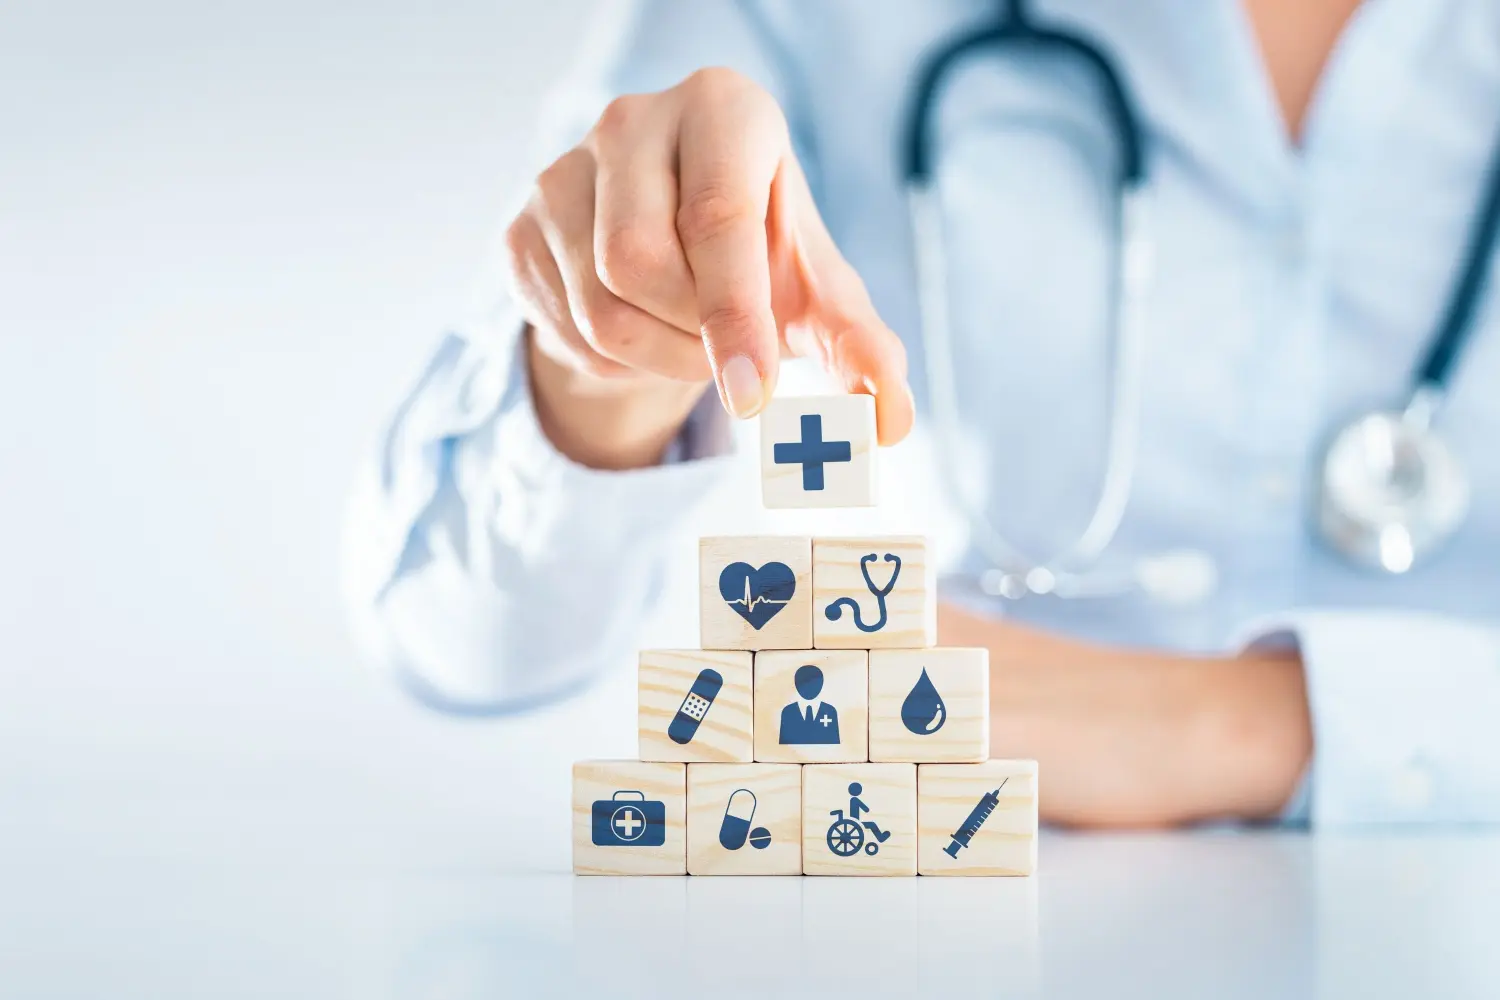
[940, 604, 1312, 828]
[506, 68, 914, 469]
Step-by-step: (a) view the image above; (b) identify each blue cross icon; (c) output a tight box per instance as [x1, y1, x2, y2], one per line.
[773, 414, 852, 491]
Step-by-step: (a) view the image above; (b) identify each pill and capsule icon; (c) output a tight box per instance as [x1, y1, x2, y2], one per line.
[719, 788, 772, 851]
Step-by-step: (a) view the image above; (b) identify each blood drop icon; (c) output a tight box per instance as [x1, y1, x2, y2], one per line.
[900, 668, 946, 735]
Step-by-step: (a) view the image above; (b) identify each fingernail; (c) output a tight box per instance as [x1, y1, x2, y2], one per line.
[720, 355, 764, 418]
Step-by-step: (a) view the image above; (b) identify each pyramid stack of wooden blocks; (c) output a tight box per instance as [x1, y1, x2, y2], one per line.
[573, 395, 1039, 877]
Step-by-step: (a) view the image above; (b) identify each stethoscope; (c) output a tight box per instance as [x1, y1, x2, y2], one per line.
[903, 0, 1500, 602]
[825, 553, 902, 632]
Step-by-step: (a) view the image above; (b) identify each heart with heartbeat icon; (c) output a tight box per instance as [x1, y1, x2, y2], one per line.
[718, 562, 796, 630]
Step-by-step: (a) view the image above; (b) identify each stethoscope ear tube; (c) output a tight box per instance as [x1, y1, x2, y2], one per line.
[909, 174, 1166, 600]
[903, 4, 1182, 601]
[901, 6, 1146, 190]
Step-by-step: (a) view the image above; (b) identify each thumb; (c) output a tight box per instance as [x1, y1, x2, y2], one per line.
[770, 163, 916, 447]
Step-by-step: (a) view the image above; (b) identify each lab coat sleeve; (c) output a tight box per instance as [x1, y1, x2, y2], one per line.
[341, 0, 808, 713]
[1240, 611, 1500, 827]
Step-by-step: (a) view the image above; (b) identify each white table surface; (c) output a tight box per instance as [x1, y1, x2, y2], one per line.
[4, 830, 1498, 1000]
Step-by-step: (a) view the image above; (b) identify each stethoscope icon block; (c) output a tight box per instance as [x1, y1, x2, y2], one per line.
[811, 536, 937, 650]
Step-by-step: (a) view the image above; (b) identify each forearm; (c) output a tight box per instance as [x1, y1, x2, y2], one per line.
[527, 326, 711, 470]
[940, 605, 1311, 828]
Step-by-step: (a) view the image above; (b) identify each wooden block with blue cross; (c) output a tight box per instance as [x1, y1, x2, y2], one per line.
[759, 394, 877, 508]
[813, 535, 937, 649]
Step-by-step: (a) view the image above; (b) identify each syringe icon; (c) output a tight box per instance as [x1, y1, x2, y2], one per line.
[943, 778, 1010, 858]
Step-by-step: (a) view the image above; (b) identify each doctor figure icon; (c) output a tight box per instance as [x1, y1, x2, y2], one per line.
[778, 664, 840, 745]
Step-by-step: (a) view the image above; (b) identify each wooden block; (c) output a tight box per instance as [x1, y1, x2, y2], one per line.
[869, 647, 990, 762]
[917, 760, 1038, 876]
[812, 536, 937, 649]
[572, 760, 686, 875]
[753, 649, 868, 763]
[638, 650, 753, 763]
[698, 536, 813, 651]
[759, 394, 876, 508]
[686, 763, 802, 875]
[802, 763, 917, 876]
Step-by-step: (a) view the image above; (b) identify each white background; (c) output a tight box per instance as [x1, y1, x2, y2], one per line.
[0, 0, 619, 868]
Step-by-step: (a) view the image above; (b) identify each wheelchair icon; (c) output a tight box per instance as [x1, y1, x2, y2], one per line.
[824, 782, 892, 857]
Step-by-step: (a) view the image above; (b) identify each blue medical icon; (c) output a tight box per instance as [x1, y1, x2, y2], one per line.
[718, 788, 772, 851]
[778, 665, 840, 745]
[773, 413, 852, 491]
[824, 552, 901, 633]
[591, 791, 667, 847]
[668, 668, 722, 745]
[718, 561, 795, 630]
[825, 781, 892, 857]
[943, 778, 1010, 858]
[900, 667, 947, 735]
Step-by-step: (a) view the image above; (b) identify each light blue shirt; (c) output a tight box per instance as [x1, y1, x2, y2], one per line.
[343, 0, 1500, 826]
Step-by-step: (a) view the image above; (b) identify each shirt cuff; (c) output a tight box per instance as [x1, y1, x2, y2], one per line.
[474, 331, 734, 559]
[346, 306, 732, 614]
[1238, 610, 1500, 827]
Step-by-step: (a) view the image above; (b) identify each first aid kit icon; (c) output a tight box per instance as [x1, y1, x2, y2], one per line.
[591, 790, 667, 847]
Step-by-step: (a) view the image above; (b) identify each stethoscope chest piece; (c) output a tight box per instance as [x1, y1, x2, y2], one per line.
[1317, 410, 1469, 573]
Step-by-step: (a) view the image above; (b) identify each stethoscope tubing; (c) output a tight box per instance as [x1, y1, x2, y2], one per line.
[904, 0, 1500, 594]
[902, 2, 1156, 598]
[909, 180, 1154, 593]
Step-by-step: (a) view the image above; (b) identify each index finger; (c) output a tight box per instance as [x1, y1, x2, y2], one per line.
[673, 71, 789, 419]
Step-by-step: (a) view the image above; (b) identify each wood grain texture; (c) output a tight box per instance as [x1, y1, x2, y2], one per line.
[759, 394, 877, 509]
[638, 650, 753, 763]
[803, 763, 917, 876]
[917, 760, 1038, 876]
[869, 647, 989, 762]
[698, 536, 813, 651]
[687, 763, 802, 875]
[753, 649, 868, 763]
[812, 536, 937, 649]
[572, 760, 686, 876]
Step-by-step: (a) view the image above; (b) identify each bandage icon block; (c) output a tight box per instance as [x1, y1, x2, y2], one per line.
[812, 535, 937, 649]
[759, 394, 877, 508]
[573, 760, 687, 875]
[686, 763, 803, 875]
[802, 763, 917, 876]
[917, 760, 1038, 876]
[868, 647, 990, 763]
[699, 536, 813, 651]
[638, 650, 754, 763]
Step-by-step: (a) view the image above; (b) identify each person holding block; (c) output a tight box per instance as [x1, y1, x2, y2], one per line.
[346, 0, 1500, 831]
